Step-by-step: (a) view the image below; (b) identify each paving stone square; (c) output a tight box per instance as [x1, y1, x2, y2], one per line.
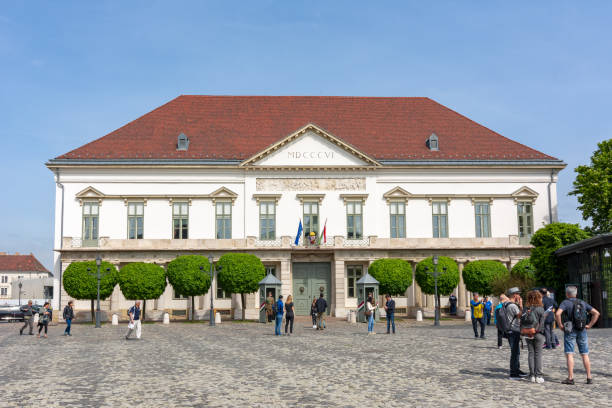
[1, 318, 610, 407]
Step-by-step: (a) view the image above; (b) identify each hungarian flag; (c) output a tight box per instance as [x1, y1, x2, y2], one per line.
[317, 219, 327, 245]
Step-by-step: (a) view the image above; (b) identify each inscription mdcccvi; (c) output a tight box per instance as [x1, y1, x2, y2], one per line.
[256, 178, 366, 191]
[287, 151, 335, 159]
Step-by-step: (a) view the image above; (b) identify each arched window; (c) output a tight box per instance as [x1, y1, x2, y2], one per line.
[427, 133, 439, 151]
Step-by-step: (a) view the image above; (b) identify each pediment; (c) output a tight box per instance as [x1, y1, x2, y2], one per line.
[383, 186, 412, 203]
[209, 187, 238, 204]
[241, 124, 380, 168]
[75, 186, 105, 199]
[511, 186, 539, 202]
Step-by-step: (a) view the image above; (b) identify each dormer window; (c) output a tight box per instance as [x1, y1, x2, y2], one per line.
[177, 133, 189, 151]
[427, 133, 439, 151]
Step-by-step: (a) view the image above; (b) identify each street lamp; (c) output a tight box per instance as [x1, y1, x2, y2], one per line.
[203, 256, 216, 327]
[424, 255, 446, 327]
[87, 255, 111, 328]
[18, 279, 23, 306]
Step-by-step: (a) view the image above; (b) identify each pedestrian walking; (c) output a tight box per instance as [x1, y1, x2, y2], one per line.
[310, 297, 318, 329]
[540, 288, 558, 349]
[265, 292, 275, 323]
[555, 285, 600, 385]
[315, 293, 327, 330]
[521, 290, 547, 384]
[366, 294, 377, 335]
[494, 294, 509, 349]
[384, 294, 396, 334]
[63, 301, 75, 336]
[19, 300, 35, 336]
[504, 287, 528, 380]
[275, 295, 284, 336]
[37, 302, 52, 338]
[484, 296, 493, 325]
[284, 295, 294, 336]
[470, 293, 485, 338]
[125, 301, 142, 340]
[449, 293, 457, 315]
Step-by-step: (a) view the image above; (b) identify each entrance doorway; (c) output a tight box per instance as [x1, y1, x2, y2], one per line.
[292, 262, 331, 315]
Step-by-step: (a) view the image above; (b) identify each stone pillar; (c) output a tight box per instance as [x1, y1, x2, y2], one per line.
[457, 261, 467, 315]
[280, 259, 291, 297]
[334, 258, 346, 317]
[412, 262, 422, 308]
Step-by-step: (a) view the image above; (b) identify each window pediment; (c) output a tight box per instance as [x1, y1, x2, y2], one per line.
[511, 186, 539, 203]
[383, 187, 411, 203]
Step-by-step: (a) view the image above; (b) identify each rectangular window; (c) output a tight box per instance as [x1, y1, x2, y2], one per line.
[475, 202, 491, 238]
[303, 201, 319, 239]
[0, 287, 7, 296]
[389, 201, 406, 238]
[346, 201, 363, 239]
[216, 202, 232, 239]
[432, 201, 448, 238]
[347, 265, 363, 298]
[517, 202, 533, 244]
[127, 202, 144, 239]
[265, 265, 277, 277]
[173, 202, 189, 239]
[259, 201, 276, 240]
[82, 201, 99, 245]
[1, 276, 7, 283]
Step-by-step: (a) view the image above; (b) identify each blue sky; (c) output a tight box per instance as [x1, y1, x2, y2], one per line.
[1, 2, 610, 271]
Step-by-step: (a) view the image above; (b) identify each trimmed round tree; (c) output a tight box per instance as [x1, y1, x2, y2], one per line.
[415, 256, 459, 316]
[530, 222, 590, 300]
[166, 255, 211, 320]
[462, 260, 509, 296]
[511, 257, 535, 281]
[217, 253, 266, 320]
[368, 258, 413, 296]
[63, 260, 118, 322]
[117, 262, 167, 321]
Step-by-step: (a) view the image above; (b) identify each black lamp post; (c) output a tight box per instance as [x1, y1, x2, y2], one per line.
[87, 255, 111, 328]
[205, 256, 216, 326]
[425, 255, 446, 327]
[18, 280, 23, 306]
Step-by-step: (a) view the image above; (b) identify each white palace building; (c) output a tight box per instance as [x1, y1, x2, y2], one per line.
[47, 96, 565, 320]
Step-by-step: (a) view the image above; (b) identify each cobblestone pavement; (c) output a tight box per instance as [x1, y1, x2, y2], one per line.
[1, 318, 610, 407]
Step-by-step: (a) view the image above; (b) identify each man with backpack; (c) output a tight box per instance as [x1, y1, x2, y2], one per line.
[497, 287, 528, 379]
[540, 288, 558, 349]
[555, 285, 600, 385]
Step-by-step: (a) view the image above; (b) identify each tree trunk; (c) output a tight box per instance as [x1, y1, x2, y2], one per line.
[90, 299, 95, 323]
[191, 296, 195, 321]
[142, 301, 146, 322]
[241, 293, 246, 321]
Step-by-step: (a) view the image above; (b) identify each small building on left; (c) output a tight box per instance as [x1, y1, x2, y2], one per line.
[0, 252, 52, 306]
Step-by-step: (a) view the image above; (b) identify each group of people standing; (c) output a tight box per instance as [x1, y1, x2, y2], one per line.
[494, 285, 600, 385]
[469, 293, 493, 338]
[18, 300, 58, 338]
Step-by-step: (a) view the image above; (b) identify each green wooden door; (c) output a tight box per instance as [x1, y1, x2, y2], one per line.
[292, 262, 331, 315]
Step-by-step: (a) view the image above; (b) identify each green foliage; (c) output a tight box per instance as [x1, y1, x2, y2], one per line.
[530, 222, 590, 300]
[217, 253, 266, 296]
[462, 260, 509, 296]
[569, 139, 612, 234]
[63, 261, 118, 300]
[511, 258, 535, 280]
[491, 273, 536, 299]
[368, 258, 413, 296]
[117, 262, 167, 301]
[166, 255, 211, 297]
[415, 257, 459, 296]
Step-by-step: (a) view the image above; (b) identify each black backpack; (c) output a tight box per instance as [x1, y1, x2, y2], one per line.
[495, 302, 516, 337]
[520, 307, 538, 329]
[571, 299, 588, 331]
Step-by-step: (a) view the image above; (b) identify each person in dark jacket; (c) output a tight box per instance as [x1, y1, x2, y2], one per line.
[19, 300, 34, 335]
[315, 293, 327, 330]
[63, 301, 75, 336]
[274, 295, 284, 336]
[448, 293, 457, 315]
[284, 295, 295, 336]
[384, 294, 396, 334]
[310, 298, 318, 329]
[540, 288, 558, 349]
[37, 302, 52, 338]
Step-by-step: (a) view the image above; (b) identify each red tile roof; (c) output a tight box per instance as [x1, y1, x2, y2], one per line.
[0, 253, 50, 273]
[55, 96, 558, 161]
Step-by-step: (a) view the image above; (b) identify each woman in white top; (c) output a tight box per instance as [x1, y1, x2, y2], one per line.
[366, 295, 377, 335]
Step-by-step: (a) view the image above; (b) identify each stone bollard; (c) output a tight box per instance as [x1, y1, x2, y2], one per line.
[163, 312, 170, 324]
[347, 311, 351, 322]
[112, 314, 119, 326]
[215, 312, 221, 324]
[350, 310, 357, 324]
[464, 310, 471, 321]
[416, 310, 423, 322]
[33, 313, 39, 325]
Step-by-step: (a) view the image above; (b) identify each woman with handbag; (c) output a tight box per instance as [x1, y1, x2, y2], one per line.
[366, 295, 377, 335]
[522, 290, 546, 384]
[37, 302, 52, 338]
